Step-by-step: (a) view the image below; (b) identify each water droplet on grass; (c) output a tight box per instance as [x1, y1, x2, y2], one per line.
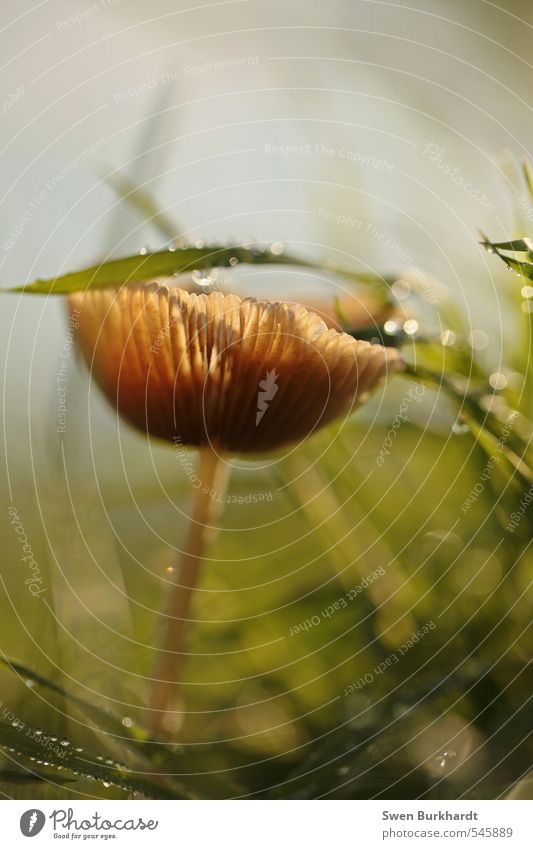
[440, 329, 456, 346]
[192, 269, 217, 287]
[403, 319, 419, 336]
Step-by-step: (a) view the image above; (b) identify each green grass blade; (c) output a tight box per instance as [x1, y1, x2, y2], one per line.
[4, 244, 398, 295]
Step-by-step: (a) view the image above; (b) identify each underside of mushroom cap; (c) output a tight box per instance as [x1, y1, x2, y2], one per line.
[69, 284, 403, 453]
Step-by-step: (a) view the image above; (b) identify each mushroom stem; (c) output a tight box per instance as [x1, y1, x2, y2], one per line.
[148, 444, 229, 736]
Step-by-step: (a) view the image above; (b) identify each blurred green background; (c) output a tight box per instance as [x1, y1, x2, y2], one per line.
[0, 0, 531, 799]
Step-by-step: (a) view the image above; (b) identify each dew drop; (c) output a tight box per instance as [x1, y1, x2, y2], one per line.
[270, 241, 284, 256]
[122, 717, 133, 728]
[229, 256, 239, 267]
[195, 239, 205, 249]
[60, 738, 70, 747]
[489, 372, 508, 390]
[139, 246, 148, 256]
[102, 781, 111, 788]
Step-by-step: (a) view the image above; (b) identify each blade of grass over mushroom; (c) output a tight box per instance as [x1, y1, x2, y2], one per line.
[0, 721, 184, 799]
[7, 244, 397, 295]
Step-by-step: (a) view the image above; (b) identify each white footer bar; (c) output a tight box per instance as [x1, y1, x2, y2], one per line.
[3, 799, 530, 848]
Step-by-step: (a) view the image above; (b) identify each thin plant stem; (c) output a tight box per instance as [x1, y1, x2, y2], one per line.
[148, 444, 230, 736]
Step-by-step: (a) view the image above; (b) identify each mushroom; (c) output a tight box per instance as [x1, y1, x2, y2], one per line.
[69, 282, 403, 734]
